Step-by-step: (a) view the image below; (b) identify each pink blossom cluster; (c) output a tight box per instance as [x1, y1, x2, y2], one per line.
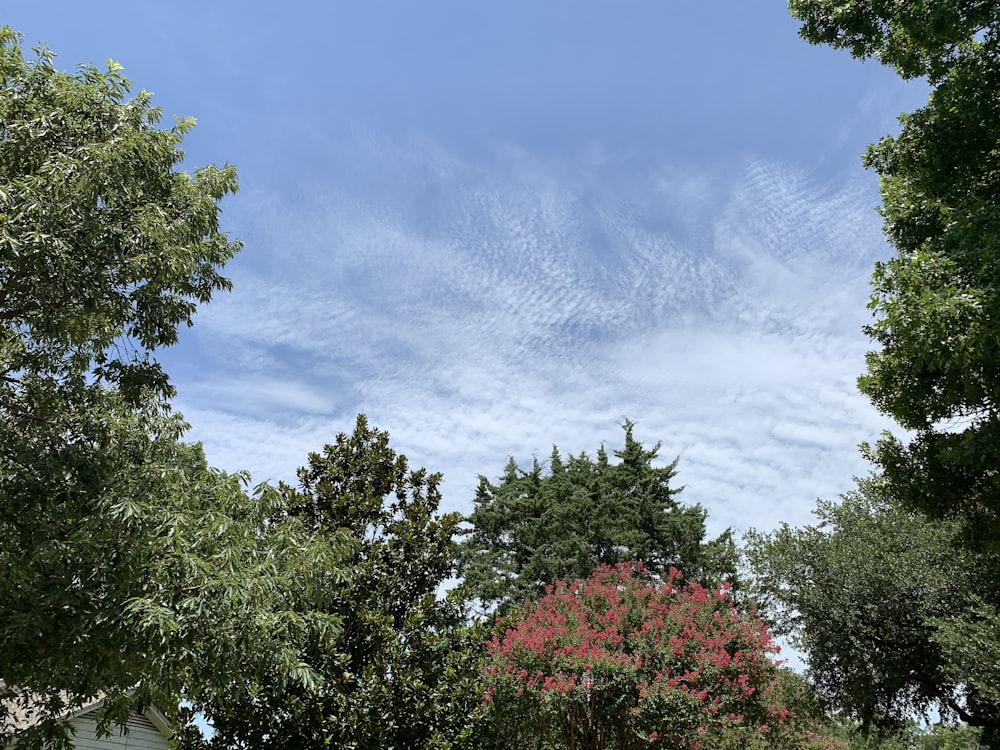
[484, 563, 789, 748]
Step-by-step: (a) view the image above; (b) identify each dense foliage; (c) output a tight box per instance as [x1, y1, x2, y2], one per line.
[784, 3, 1000, 746]
[789, 0, 996, 81]
[182, 416, 488, 750]
[0, 28, 354, 749]
[0, 27, 239, 405]
[746, 479, 1000, 738]
[791, 1, 1000, 538]
[460, 422, 737, 613]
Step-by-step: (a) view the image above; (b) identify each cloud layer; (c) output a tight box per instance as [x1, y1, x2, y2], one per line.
[166, 138, 894, 536]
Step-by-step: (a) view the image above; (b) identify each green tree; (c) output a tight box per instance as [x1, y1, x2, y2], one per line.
[0, 27, 240, 405]
[182, 416, 489, 750]
[785, 4, 1000, 743]
[459, 421, 737, 614]
[790, 2, 1000, 537]
[0, 28, 353, 748]
[2, 419, 355, 750]
[745, 479, 1000, 741]
[789, 0, 995, 81]
[820, 720, 984, 750]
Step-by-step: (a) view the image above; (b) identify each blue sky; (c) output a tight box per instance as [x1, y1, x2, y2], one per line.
[7, 3, 929, 537]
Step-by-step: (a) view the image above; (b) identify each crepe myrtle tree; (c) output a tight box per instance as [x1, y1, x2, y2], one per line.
[481, 562, 835, 750]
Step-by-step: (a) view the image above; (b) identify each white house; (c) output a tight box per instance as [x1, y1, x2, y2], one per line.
[2, 691, 173, 749]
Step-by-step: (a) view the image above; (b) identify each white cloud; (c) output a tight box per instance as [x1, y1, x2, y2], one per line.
[172, 138, 895, 539]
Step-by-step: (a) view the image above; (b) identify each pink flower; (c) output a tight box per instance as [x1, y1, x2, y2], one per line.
[482, 562, 788, 748]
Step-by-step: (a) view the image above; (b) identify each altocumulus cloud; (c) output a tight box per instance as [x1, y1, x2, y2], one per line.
[166, 136, 894, 534]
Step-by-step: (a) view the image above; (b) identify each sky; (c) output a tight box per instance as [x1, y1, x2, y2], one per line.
[6, 2, 930, 539]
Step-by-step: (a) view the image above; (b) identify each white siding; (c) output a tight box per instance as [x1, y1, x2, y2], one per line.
[66, 709, 170, 750]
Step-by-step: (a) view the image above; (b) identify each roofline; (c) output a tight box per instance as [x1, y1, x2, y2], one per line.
[48, 697, 175, 739]
[3, 691, 174, 739]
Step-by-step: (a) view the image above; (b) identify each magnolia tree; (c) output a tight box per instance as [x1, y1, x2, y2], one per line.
[482, 563, 834, 750]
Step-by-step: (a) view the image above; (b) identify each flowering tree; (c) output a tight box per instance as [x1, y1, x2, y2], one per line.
[483, 563, 799, 750]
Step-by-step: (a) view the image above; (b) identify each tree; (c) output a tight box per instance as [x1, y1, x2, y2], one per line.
[789, 0, 996, 81]
[2, 422, 356, 750]
[482, 562, 833, 750]
[745, 478, 1000, 741]
[0, 28, 354, 748]
[182, 416, 489, 750]
[784, 5, 1000, 745]
[0, 26, 240, 405]
[459, 421, 737, 614]
[790, 2, 1000, 536]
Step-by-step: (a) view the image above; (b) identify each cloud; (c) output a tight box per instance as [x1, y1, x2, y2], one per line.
[171, 136, 894, 537]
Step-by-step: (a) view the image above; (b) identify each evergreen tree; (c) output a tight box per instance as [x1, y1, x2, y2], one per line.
[460, 421, 736, 613]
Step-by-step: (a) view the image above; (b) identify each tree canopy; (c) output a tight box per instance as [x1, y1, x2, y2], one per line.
[791, 2, 1000, 539]
[459, 421, 737, 614]
[0, 27, 240, 405]
[745, 479, 1000, 741]
[482, 562, 836, 750]
[0, 28, 354, 748]
[781, 5, 1000, 745]
[182, 416, 488, 750]
[789, 0, 997, 81]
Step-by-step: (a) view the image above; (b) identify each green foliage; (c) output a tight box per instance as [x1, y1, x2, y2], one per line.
[0, 27, 355, 748]
[822, 720, 985, 750]
[745, 478, 1000, 739]
[790, 3, 1000, 537]
[857, 24, 1000, 540]
[916, 723, 986, 750]
[789, 0, 996, 81]
[182, 416, 488, 750]
[0, 26, 240, 405]
[2, 414, 356, 750]
[459, 421, 737, 613]
[785, 4, 1000, 746]
[931, 601, 1000, 711]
